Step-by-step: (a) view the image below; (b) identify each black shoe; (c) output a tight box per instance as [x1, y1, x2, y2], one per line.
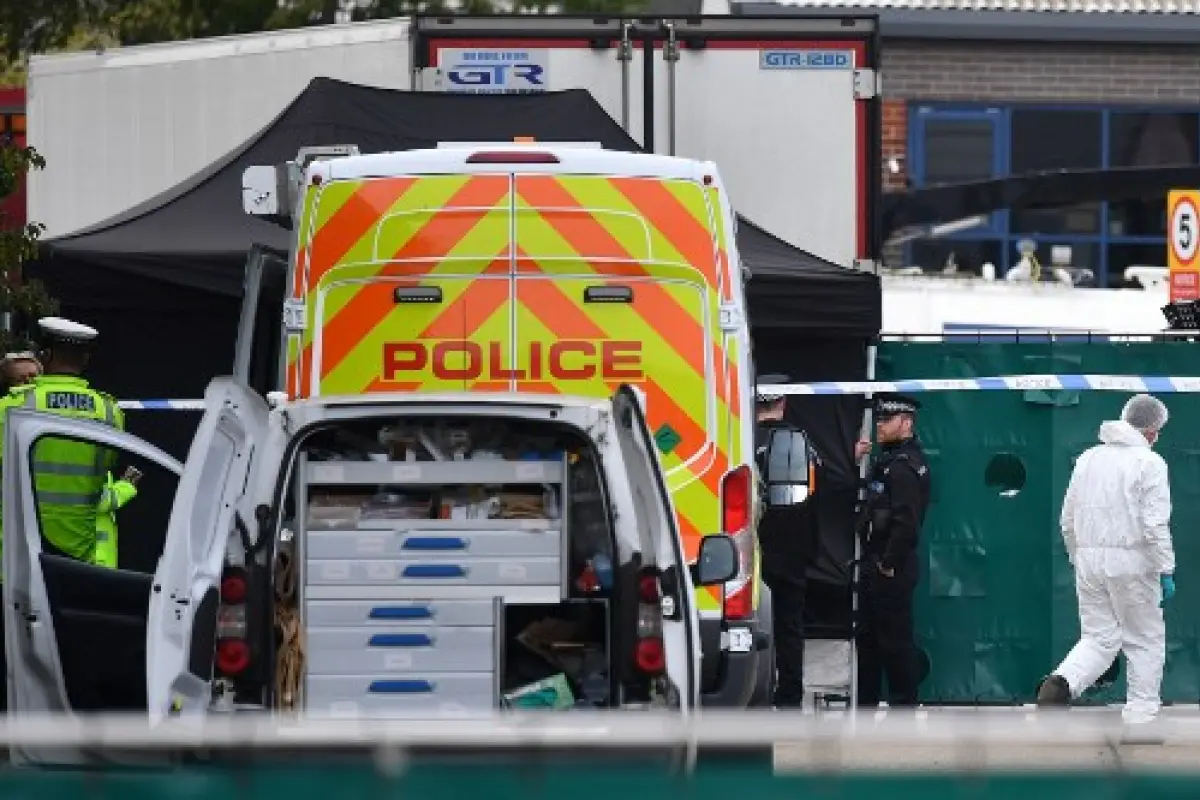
[1036, 674, 1071, 707]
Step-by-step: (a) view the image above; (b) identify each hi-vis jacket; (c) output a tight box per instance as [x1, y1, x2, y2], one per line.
[95, 472, 138, 568]
[0, 374, 124, 564]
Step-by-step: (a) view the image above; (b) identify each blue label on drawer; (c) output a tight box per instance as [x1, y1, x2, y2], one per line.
[403, 564, 466, 579]
[368, 680, 435, 694]
[369, 606, 432, 620]
[368, 633, 434, 648]
[402, 537, 468, 551]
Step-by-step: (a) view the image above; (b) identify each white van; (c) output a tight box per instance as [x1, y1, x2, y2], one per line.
[2, 379, 737, 768]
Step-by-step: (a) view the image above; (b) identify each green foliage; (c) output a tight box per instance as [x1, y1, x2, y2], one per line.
[0, 0, 651, 66]
[0, 141, 57, 353]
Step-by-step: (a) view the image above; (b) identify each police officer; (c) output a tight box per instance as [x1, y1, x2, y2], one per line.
[755, 373, 818, 708]
[855, 393, 931, 709]
[0, 317, 125, 565]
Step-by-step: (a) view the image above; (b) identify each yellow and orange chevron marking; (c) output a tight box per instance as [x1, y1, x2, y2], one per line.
[287, 172, 744, 611]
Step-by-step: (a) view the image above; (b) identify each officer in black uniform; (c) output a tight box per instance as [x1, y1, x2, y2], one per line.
[856, 393, 932, 709]
[755, 373, 818, 708]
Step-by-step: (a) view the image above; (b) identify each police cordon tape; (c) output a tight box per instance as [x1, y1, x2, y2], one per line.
[763, 374, 1200, 396]
[119, 400, 206, 410]
[116, 375, 1200, 411]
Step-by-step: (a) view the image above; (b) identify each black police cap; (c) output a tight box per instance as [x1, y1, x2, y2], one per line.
[875, 393, 922, 418]
[756, 373, 791, 403]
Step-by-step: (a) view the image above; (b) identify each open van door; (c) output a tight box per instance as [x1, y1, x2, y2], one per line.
[2, 410, 183, 767]
[233, 245, 289, 398]
[146, 378, 269, 725]
[610, 385, 701, 716]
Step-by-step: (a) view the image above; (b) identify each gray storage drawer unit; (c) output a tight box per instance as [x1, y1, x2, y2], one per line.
[306, 673, 496, 718]
[305, 599, 498, 628]
[297, 452, 570, 719]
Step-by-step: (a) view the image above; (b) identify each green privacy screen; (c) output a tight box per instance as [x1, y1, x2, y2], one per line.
[876, 341, 1200, 705]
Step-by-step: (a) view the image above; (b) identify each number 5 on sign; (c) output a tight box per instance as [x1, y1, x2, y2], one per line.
[1168, 190, 1200, 302]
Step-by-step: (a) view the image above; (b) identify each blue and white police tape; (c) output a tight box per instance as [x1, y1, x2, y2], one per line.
[762, 375, 1200, 396]
[119, 400, 206, 411]
[117, 375, 1200, 411]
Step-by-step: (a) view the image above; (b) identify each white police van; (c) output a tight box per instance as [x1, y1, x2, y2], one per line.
[2, 379, 739, 769]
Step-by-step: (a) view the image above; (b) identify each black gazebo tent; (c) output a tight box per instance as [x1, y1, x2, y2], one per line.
[35, 77, 878, 587]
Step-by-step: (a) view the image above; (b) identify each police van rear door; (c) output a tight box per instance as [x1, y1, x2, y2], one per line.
[2, 409, 182, 767]
[611, 385, 701, 726]
[233, 244, 289, 398]
[290, 171, 513, 397]
[146, 378, 269, 725]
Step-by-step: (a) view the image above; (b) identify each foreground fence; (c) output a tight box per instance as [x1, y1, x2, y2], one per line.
[3, 712, 1200, 796]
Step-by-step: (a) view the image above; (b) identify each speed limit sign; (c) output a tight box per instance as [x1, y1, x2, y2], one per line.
[1170, 190, 1200, 269]
[1169, 190, 1200, 302]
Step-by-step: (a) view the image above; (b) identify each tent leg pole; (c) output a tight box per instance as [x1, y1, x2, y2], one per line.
[849, 341, 878, 728]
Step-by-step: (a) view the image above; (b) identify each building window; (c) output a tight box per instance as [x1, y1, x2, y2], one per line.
[1108, 242, 1169, 289]
[922, 118, 996, 185]
[1010, 109, 1103, 236]
[909, 238, 1005, 277]
[907, 103, 1200, 289]
[1108, 112, 1200, 239]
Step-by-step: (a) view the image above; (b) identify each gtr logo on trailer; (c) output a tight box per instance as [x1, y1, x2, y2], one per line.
[759, 50, 852, 70]
[440, 48, 548, 94]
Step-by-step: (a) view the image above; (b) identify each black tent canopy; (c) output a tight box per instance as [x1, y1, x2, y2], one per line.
[35, 77, 878, 589]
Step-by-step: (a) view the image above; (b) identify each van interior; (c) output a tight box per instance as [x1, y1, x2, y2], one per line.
[230, 414, 667, 717]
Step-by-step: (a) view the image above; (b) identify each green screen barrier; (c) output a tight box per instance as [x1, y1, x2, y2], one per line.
[876, 341, 1200, 705]
[3, 763, 1200, 799]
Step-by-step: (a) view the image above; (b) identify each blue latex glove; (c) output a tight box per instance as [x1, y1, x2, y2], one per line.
[1161, 574, 1176, 607]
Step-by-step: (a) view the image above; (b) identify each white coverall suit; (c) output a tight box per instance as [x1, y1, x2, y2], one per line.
[1054, 419, 1174, 724]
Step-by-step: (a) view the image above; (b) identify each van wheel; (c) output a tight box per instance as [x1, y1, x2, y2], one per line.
[695, 745, 775, 772]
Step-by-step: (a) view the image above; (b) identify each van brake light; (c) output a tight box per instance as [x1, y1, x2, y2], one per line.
[720, 466, 756, 621]
[721, 466, 751, 534]
[467, 151, 559, 164]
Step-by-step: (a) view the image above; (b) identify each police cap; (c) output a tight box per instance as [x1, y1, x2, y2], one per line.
[755, 373, 791, 404]
[875, 393, 921, 419]
[37, 317, 98, 346]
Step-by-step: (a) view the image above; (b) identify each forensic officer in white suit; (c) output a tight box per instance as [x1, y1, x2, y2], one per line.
[1037, 394, 1175, 725]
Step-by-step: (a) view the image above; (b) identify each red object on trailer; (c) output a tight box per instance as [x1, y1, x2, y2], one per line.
[0, 87, 28, 230]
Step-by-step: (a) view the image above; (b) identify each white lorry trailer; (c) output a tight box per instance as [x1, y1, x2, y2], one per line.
[27, 14, 881, 270]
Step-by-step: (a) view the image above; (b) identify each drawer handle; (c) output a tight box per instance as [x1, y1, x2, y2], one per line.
[403, 537, 468, 551]
[403, 564, 466, 579]
[368, 680, 435, 694]
[369, 633, 434, 648]
[369, 606, 432, 620]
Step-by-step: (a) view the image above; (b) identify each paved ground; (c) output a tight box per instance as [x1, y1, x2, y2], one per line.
[774, 705, 1200, 772]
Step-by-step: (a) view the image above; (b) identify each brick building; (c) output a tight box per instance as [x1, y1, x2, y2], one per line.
[732, 0, 1200, 286]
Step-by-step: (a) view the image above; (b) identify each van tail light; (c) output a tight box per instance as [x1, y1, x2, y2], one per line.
[216, 640, 251, 675]
[721, 465, 751, 533]
[216, 565, 252, 678]
[466, 151, 559, 164]
[634, 568, 666, 677]
[721, 466, 756, 621]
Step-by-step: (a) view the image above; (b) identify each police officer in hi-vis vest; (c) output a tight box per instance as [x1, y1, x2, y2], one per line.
[0, 318, 124, 711]
[0, 317, 126, 565]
